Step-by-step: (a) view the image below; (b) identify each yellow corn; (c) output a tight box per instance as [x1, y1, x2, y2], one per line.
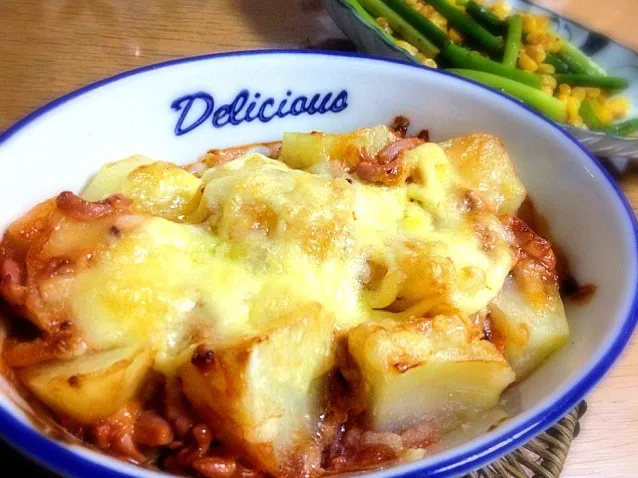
[518, 53, 538, 72]
[526, 31, 542, 45]
[538, 63, 556, 74]
[523, 15, 538, 34]
[419, 57, 438, 68]
[558, 83, 571, 95]
[536, 15, 551, 31]
[546, 35, 562, 53]
[541, 74, 557, 90]
[525, 44, 546, 63]
[541, 85, 555, 96]
[571, 87, 587, 101]
[596, 104, 614, 125]
[607, 97, 630, 119]
[490, 0, 511, 20]
[566, 97, 581, 123]
[583, 87, 602, 99]
[420, 5, 435, 16]
[395, 40, 419, 57]
[431, 11, 447, 30]
[406, 0, 419, 6]
[449, 28, 464, 44]
[558, 93, 569, 105]
[375, 17, 393, 35]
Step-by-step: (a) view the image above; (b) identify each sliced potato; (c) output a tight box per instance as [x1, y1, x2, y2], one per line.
[82, 155, 155, 201]
[346, 315, 515, 433]
[439, 134, 526, 215]
[180, 302, 335, 474]
[20, 347, 152, 424]
[82, 157, 202, 221]
[122, 162, 202, 220]
[488, 262, 569, 378]
[279, 125, 399, 171]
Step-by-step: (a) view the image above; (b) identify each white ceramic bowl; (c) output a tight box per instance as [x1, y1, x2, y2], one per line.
[0, 50, 636, 478]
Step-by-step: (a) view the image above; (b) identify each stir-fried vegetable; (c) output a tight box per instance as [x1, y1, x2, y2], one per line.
[346, 0, 634, 135]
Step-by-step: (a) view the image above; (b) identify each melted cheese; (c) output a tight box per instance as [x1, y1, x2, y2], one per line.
[69, 143, 513, 376]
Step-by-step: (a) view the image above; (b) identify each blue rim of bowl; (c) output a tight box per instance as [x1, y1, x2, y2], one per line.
[0, 49, 636, 478]
[332, 0, 638, 144]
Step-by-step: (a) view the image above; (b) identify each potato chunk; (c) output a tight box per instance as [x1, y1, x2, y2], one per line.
[346, 315, 515, 433]
[180, 303, 335, 475]
[20, 347, 152, 424]
[488, 261, 569, 378]
[280, 125, 399, 171]
[82, 155, 155, 201]
[439, 134, 526, 214]
[82, 157, 202, 221]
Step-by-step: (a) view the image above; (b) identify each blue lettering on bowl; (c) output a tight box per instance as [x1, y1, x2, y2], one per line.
[171, 89, 349, 136]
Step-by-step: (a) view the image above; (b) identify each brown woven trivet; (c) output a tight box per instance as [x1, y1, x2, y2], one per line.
[465, 401, 588, 478]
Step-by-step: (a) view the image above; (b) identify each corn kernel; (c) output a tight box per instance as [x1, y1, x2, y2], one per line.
[541, 74, 557, 89]
[491, 0, 511, 20]
[582, 87, 601, 99]
[518, 53, 538, 72]
[607, 97, 630, 119]
[596, 105, 613, 125]
[523, 15, 538, 34]
[558, 93, 569, 105]
[526, 31, 542, 45]
[431, 12, 447, 29]
[541, 85, 555, 95]
[571, 87, 586, 101]
[406, 0, 419, 6]
[376, 17, 393, 35]
[558, 83, 571, 95]
[547, 35, 562, 53]
[538, 63, 556, 74]
[395, 40, 419, 57]
[536, 15, 551, 31]
[449, 28, 464, 44]
[525, 44, 546, 63]
[566, 96, 581, 123]
[421, 57, 438, 68]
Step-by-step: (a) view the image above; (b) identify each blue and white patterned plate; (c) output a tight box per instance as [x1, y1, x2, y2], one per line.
[325, 0, 638, 157]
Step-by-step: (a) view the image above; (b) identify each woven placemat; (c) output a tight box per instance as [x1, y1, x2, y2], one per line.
[465, 401, 588, 478]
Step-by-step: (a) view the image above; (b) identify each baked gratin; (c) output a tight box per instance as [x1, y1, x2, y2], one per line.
[0, 122, 569, 477]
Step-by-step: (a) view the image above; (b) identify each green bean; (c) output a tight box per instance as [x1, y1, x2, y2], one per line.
[605, 119, 638, 137]
[423, 0, 504, 54]
[342, 0, 397, 45]
[466, 1, 505, 35]
[578, 99, 604, 130]
[381, 0, 450, 49]
[443, 43, 541, 88]
[558, 37, 607, 76]
[357, 0, 440, 57]
[502, 15, 522, 68]
[447, 68, 567, 122]
[544, 53, 570, 74]
[553, 73, 629, 90]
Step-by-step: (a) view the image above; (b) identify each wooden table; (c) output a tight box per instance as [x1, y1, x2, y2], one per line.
[0, 1, 636, 476]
